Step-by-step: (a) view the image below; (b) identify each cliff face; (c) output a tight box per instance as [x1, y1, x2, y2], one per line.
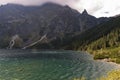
[0, 3, 109, 48]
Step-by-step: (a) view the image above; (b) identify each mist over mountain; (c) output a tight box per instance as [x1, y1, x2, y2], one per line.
[0, 3, 109, 48]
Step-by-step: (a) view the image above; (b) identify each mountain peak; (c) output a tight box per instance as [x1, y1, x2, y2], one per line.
[0, 3, 24, 9]
[4, 3, 23, 6]
[82, 9, 88, 15]
[41, 2, 63, 8]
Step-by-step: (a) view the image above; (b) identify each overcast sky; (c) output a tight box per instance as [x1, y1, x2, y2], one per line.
[0, 0, 120, 18]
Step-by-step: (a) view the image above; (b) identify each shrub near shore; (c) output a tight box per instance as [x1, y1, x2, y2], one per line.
[73, 70, 120, 80]
[89, 47, 120, 64]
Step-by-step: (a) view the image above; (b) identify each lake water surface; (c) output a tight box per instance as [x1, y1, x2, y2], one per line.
[0, 50, 119, 80]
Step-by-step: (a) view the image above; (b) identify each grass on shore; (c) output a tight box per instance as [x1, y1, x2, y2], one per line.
[88, 47, 120, 64]
[98, 70, 120, 80]
[73, 70, 120, 80]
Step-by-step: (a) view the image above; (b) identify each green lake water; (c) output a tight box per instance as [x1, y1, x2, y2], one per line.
[0, 50, 118, 80]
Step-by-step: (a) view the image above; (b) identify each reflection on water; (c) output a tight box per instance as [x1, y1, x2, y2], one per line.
[0, 50, 118, 80]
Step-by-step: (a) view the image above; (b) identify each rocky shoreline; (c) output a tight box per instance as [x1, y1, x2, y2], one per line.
[96, 59, 120, 68]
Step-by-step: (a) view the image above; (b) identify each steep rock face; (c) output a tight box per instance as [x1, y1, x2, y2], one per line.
[0, 3, 109, 48]
[79, 9, 97, 30]
[79, 9, 109, 31]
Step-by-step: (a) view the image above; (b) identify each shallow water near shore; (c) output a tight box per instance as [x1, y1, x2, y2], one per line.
[0, 50, 119, 80]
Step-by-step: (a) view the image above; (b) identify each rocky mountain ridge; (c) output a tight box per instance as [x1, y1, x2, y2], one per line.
[0, 3, 109, 48]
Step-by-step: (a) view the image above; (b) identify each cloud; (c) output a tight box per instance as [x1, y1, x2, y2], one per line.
[0, 0, 120, 17]
[0, 0, 71, 5]
[92, 0, 120, 17]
